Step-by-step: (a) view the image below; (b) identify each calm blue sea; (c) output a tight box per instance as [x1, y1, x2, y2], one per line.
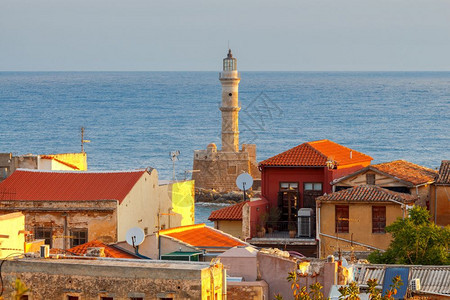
[1, 72, 449, 223]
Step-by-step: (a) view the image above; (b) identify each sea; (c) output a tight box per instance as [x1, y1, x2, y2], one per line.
[1, 72, 449, 224]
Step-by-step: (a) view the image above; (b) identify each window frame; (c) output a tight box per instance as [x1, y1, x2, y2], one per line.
[279, 182, 299, 191]
[335, 205, 349, 233]
[70, 228, 88, 248]
[34, 226, 53, 247]
[304, 182, 323, 191]
[372, 206, 386, 234]
[366, 173, 376, 185]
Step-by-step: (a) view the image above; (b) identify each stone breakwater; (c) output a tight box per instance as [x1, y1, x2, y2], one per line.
[195, 188, 255, 204]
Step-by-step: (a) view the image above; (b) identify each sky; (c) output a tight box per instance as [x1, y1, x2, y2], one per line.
[1, 0, 450, 71]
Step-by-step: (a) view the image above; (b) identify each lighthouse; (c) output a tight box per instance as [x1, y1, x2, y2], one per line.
[192, 49, 259, 192]
[220, 49, 241, 152]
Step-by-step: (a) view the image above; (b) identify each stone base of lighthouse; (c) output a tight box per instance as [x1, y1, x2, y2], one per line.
[192, 143, 260, 192]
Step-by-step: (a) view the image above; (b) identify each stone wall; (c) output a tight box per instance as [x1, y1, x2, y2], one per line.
[0, 200, 118, 249]
[227, 281, 268, 300]
[2, 258, 223, 300]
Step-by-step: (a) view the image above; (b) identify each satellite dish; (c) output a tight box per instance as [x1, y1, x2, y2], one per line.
[236, 173, 253, 191]
[125, 227, 145, 247]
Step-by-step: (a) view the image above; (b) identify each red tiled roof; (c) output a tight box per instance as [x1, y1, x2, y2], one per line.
[0, 169, 146, 204]
[371, 160, 437, 186]
[208, 201, 248, 221]
[259, 139, 372, 167]
[436, 160, 450, 185]
[316, 185, 417, 203]
[160, 224, 245, 248]
[67, 240, 137, 259]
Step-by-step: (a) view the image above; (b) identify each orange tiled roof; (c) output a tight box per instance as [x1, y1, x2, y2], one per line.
[316, 185, 417, 203]
[259, 139, 372, 167]
[0, 169, 146, 204]
[160, 224, 245, 248]
[67, 240, 137, 259]
[436, 160, 450, 185]
[371, 160, 437, 185]
[208, 201, 248, 221]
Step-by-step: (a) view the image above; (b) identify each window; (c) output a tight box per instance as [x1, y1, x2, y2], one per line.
[71, 229, 88, 247]
[101, 297, 114, 300]
[280, 182, 298, 191]
[372, 206, 386, 233]
[34, 226, 53, 247]
[20, 296, 29, 300]
[67, 296, 80, 300]
[130, 298, 143, 300]
[335, 206, 349, 233]
[366, 173, 375, 185]
[304, 183, 322, 191]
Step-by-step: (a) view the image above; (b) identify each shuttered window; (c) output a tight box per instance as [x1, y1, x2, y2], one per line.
[372, 206, 386, 233]
[366, 173, 375, 185]
[335, 205, 349, 233]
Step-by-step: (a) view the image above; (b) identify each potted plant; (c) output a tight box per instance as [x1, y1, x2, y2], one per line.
[267, 207, 281, 234]
[288, 222, 297, 238]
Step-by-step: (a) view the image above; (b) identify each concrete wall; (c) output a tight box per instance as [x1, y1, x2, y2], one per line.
[220, 256, 258, 281]
[0, 200, 118, 249]
[0, 212, 25, 258]
[2, 258, 223, 300]
[318, 202, 403, 258]
[215, 220, 243, 239]
[430, 185, 450, 226]
[227, 281, 268, 300]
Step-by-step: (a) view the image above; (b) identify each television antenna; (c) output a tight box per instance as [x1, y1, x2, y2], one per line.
[236, 173, 253, 201]
[80, 127, 91, 153]
[126, 227, 145, 253]
[169, 150, 180, 180]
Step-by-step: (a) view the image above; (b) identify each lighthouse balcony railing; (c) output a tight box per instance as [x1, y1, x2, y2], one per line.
[219, 72, 240, 79]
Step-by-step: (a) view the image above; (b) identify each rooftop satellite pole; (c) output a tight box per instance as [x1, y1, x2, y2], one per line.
[81, 127, 90, 153]
[125, 227, 145, 255]
[170, 150, 180, 181]
[236, 173, 253, 201]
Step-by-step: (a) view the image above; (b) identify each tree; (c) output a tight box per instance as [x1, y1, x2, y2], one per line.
[368, 206, 450, 265]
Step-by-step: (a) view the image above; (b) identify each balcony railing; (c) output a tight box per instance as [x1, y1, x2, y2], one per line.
[253, 220, 316, 239]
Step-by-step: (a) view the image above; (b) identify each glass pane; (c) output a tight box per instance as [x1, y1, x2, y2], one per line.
[314, 183, 322, 191]
[304, 183, 313, 190]
[281, 183, 289, 189]
[290, 183, 298, 189]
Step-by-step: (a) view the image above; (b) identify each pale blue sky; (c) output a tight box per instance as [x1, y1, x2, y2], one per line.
[1, 0, 450, 71]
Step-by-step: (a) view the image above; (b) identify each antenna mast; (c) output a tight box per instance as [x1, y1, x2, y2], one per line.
[81, 127, 90, 153]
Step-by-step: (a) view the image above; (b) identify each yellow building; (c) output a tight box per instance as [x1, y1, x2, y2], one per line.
[0, 212, 26, 258]
[316, 185, 417, 258]
[431, 160, 450, 226]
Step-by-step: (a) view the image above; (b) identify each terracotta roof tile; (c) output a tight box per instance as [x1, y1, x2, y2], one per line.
[160, 224, 245, 248]
[436, 160, 450, 184]
[0, 169, 146, 204]
[208, 201, 248, 221]
[317, 185, 418, 203]
[67, 240, 138, 259]
[370, 160, 437, 186]
[259, 139, 372, 167]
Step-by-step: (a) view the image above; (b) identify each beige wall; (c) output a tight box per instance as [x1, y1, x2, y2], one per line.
[117, 170, 182, 241]
[227, 281, 269, 300]
[319, 202, 403, 258]
[431, 185, 450, 226]
[215, 220, 243, 239]
[0, 212, 25, 258]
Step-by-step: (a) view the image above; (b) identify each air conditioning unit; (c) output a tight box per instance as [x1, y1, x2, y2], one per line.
[410, 278, 420, 291]
[298, 208, 313, 237]
[40, 245, 50, 258]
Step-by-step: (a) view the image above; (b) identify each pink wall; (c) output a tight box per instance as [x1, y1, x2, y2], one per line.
[248, 198, 269, 237]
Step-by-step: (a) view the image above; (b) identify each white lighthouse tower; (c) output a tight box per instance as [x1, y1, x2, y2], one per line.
[219, 49, 241, 152]
[192, 49, 259, 192]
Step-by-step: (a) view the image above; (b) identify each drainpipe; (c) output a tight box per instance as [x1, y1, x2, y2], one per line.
[434, 185, 438, 224]
[316, 203, 321, 258]
[62, 212, 68, 251]
[387, 198, 406, 218]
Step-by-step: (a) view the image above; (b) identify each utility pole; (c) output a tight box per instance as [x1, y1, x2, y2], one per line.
[81, 127, 90, 153]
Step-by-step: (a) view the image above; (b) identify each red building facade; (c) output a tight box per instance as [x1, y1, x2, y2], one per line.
[259, 140, 373, 227]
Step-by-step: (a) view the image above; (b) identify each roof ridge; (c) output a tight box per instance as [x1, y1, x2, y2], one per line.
[305, 141, 329, 160]
[15, 168, 147, 174]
